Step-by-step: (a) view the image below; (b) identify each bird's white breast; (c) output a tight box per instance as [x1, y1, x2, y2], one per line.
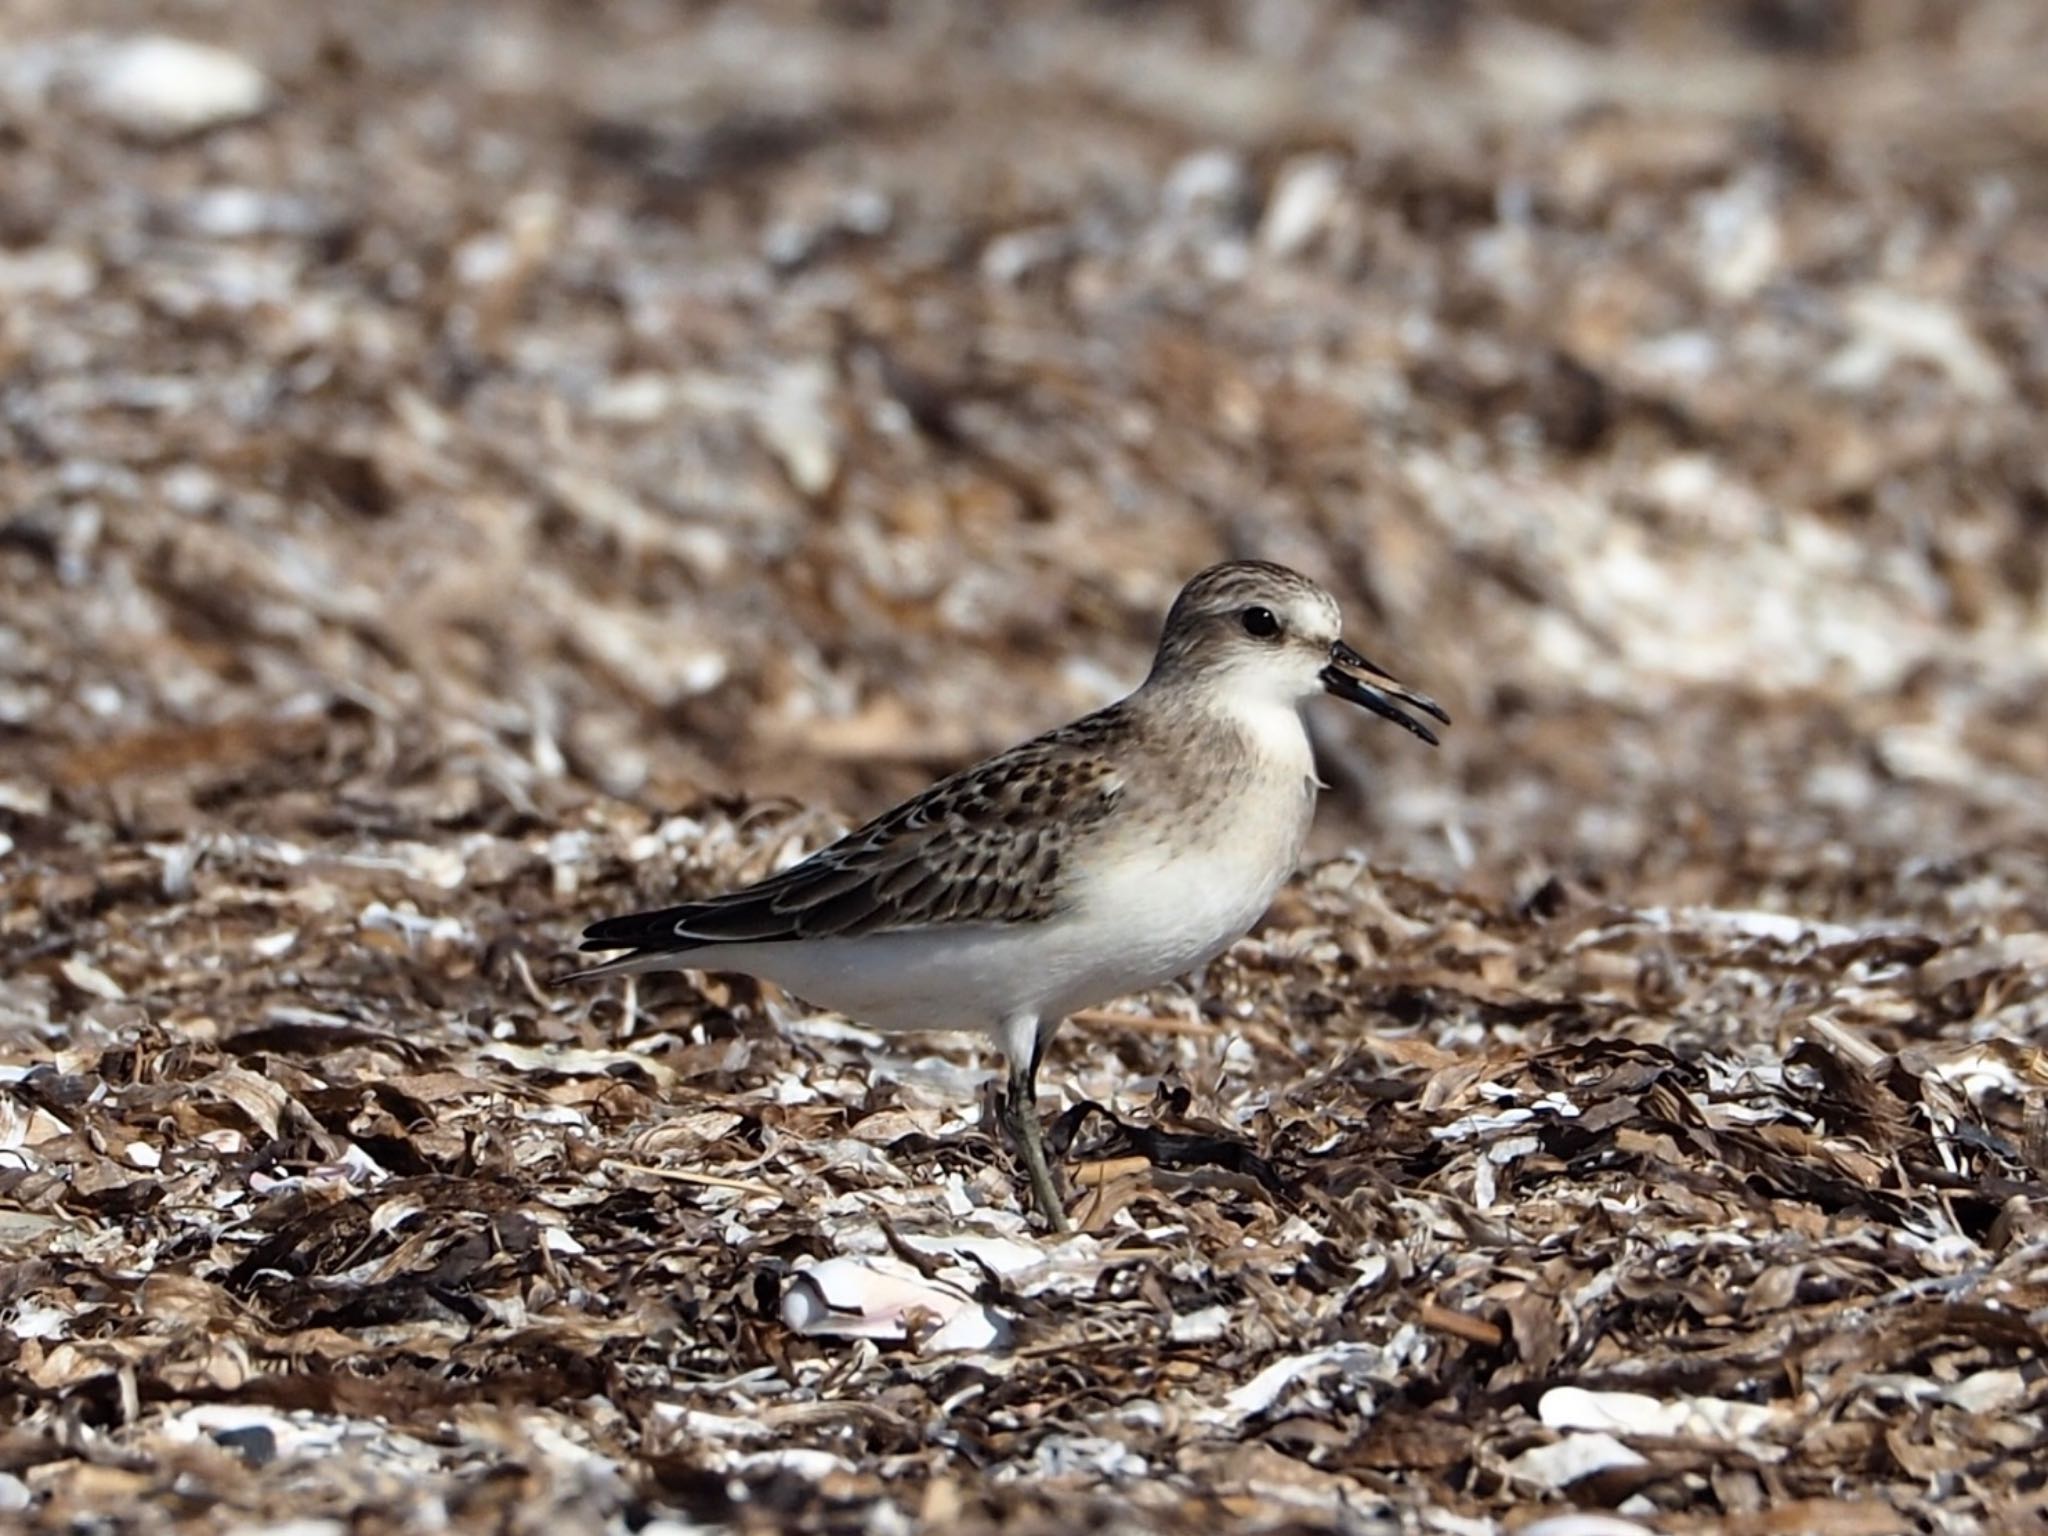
[1058, 698, 1317, 1005]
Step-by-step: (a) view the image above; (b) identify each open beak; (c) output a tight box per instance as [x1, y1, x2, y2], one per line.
[1320, 639, 1450, 746]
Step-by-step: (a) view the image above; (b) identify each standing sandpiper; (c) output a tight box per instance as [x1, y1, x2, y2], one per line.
[579, 561, 1447, 1232]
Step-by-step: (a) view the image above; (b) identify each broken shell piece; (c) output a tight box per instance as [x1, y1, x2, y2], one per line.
[780, 1256, 1010, 1353]
[1539, 1384, 1785, 1446]
[1507, 1431, 1647, 1490]
[76, 36, 272, 141]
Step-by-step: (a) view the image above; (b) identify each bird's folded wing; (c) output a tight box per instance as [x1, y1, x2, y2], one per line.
[581, 735, 1125, 951]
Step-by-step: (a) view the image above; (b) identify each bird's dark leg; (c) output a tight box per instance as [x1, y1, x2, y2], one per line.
[1004, 1045, 1069, 1235]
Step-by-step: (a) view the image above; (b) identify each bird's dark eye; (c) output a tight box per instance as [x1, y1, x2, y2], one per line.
[1240, 606, 1281, 639]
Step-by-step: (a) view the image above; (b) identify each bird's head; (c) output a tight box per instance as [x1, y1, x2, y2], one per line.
[1148, 560, 1448, 744]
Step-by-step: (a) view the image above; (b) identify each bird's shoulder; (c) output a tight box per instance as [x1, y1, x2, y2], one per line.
[886, 703, 1131, 841]
[584, 702, 1134, 950]
[765, 702, 1133, 925]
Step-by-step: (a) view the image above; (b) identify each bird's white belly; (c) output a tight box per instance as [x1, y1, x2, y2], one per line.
[693, 922, 1136, 1034]
[1060, 836, 1293, 1001]
[681, 795, 1307, 1035]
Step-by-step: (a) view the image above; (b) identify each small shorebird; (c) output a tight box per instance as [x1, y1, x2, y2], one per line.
[579, 561, 1447, 1232]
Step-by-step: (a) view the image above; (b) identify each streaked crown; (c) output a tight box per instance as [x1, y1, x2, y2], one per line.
[1164, 561, 1333, 628]
[1147, 560, 1342, 680]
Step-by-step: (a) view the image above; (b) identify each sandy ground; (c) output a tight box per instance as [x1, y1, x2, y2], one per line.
[2, 1, 2046, 1532]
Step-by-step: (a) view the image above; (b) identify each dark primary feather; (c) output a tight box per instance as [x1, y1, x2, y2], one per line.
[581, 708, 1129, 954]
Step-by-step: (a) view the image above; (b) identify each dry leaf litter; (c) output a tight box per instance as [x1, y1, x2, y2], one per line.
[2, 2, 2047, 1533]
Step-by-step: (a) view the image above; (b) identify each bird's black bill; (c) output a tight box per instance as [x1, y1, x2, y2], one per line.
[1321, 640, 1449, 746]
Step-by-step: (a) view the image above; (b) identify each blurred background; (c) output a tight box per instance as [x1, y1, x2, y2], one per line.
[3, 0, 2046, 917]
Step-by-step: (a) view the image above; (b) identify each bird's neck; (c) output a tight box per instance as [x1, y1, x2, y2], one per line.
[1130, 677, 1316, 786]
